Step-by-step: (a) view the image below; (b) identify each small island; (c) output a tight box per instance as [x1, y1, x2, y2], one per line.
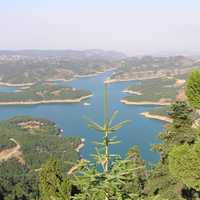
[0, 82, 92, 105]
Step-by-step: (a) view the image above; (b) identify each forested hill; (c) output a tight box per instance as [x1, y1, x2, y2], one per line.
[0, 116, 81, 168]
[0, 116, 81, 199]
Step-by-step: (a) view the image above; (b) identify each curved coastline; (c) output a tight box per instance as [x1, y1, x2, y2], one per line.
[104, 66, 194, 84]
[141, 112, 172, 123]
[68, 139, 85, 175]
[104, 78, 134, 84]
[104, 76, 161, 84]
[0, 82, 35, 87]
[47, 67, 116, 83]
[121, 99, 171, 106]
[0, 95, 93, 106]
[75, 139, 85, 152]
[122, 90, 142, 95]
[0, 67, 116, 87]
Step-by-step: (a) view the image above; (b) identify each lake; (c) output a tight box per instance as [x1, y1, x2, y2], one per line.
[0, 71, 165, 163]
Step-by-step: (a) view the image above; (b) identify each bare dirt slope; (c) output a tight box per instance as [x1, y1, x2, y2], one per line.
[0, 138, 25, 164]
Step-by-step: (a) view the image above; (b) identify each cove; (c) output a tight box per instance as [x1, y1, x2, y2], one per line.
[0, 71, 165, 163]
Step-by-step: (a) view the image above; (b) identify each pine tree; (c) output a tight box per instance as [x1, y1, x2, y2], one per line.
[126, 146, 146, 196]
[146, 101, 198, 199]
[39, 159, 71, 200]
[186, 69, 200, 109]
[39, 84, 148, 199]
[71, 83, 142, 199]
[153, 101, 197, 162]
[169, 138, 200, 193]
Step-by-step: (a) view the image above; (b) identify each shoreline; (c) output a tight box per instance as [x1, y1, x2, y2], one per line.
[104, 67, 194, 84]
[75, 139, 85, 152]
[47, 67, 116, 83]
[104, 76, 160, 84]
[141, 112, 172, 123]
[67, 139, 85, 175]
[104, 78, 136, 84]
[0, 95, 92, 105]
[122, 90, 142, 95]
[0, 67, 116, 87]
[121, 99, 171, 106]
[0, 82, 35, 87]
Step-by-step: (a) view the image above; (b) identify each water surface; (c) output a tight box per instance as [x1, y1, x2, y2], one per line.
[0, 71, 165, 163]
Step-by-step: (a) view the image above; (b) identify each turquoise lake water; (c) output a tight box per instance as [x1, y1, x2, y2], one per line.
[0, 71, 165, 163]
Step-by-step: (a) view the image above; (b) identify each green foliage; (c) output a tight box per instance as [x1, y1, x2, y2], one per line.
[0, 159, 39, 200]
[0, 116, 81, 200]
[186, 69, 200, 109]
[0, 116, 80, 169]
[144, 163, 183, 200]
[72, 159, 140, 200]
[126, 146, 147, 196]
[86, 84, 130, 172]
[145, 196, 168, 200]
[148, 101, 200, 199]
[39, 159, 71, 200]
[169, 139, 200, 191]
[168, 101, 194, 128]
[153, 101, 197, 161]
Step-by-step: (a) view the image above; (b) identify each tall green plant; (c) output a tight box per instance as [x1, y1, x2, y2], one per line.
[86, 83, 130, 172]
[39, 83, 144, 199]
[71, 83, 141, 199]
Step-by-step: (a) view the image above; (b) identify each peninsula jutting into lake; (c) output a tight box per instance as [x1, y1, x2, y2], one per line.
[0, 82, 92, 105]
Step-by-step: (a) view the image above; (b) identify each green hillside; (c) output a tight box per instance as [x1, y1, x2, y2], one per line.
[0, 116, 81, 169]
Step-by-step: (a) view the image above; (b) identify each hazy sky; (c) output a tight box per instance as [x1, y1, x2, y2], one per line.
[0, 0, 200, 55]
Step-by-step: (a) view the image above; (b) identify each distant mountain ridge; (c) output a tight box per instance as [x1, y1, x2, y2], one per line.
[0, 49, 127, 60]
[0, 52, 199, 85]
